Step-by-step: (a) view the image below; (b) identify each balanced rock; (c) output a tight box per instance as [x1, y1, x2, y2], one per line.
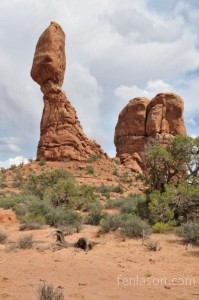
[114, 93, 186, 172]
[31, 22, 106, 161]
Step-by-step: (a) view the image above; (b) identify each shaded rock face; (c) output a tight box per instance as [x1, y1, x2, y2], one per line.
[31, 22, 105, 161]
[114, 93, 186, 172]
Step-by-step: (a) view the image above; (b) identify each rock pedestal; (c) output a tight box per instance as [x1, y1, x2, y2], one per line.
[31, 22, 105, 161]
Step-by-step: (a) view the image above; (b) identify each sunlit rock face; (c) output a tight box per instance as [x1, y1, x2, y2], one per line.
[31, 22, 106, 161]
[114, 93, 186, 172]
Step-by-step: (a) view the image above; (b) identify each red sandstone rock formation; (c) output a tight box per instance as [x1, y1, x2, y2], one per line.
[31, 22, 106, 161]
[114, 93, 187, 172]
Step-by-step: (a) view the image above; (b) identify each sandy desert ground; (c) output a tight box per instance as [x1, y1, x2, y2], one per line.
[0, 210, 199, 300]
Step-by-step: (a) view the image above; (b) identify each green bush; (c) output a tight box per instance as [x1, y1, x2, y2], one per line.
[87, 154, 102, 163]
[0, 173, 7, 188]
[100, 214, 122, 233]
[26, 169, 75, 199]
[153, 222, 171, 233]
[96, 184, 123, 196]
[105, 198, 124, 209]
[46, 208, 82, 231]
[12, 169, 24, 188]
[39, 158, 46, 166]
[86, 203, 105, 225]
[86, 165, 94, 174]
[121, 214, 151, 238]
[176, 222, 199, 245]
[78, 185, 97, 208]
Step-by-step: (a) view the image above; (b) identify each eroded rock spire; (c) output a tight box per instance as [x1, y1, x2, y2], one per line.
[31, 22, 105, 161]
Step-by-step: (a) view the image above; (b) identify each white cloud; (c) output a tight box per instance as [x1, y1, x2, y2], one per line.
[0, 137, 21, 154]
[115, 79, 172, 101]
[64, 63, 103, 138]
[187, 118, 196, 126]
[0, 156, 29, 169]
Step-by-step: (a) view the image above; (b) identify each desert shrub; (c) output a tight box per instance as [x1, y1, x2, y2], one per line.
[113, 168, 119, 176]
[105, 198, 124, 209]
[19, 222, 43, 231]
[86, 203, 105, 225]
[37, 282, 64, 300]
[0, 194, 29, 216]
[0, 173, 7, 188]
[147, 239, 161, 251]
[100, 214, 123, 233]
[26, 169, 75, 199]
[78, 185, 97, 208]
[86, 165, 94, 174]
[121, 214, 151, 238]
[176, 222, 199, 245]
[113, 185, 124, 194]
[87, 154, 102, 163]
[120, 194, 146, 216]
[18, 234, 33, 249]
[39, 158, 46, 166]
[0, 231, 7, 244]
[120, 171, 132, 183]
[96, 184, 124, 197]
[153, 222, 171, 233]
[46, 208, 82, 231]
[20, 214, 46, 224]
[10, 164, 17, 170]
[59, 225, 77, 236]
[148, 188, 174, 224]
[148, 183, 199, 224]
[12, 169, 24, 188]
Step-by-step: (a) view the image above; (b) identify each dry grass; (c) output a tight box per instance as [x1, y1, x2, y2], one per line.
[37, 282, 64, 300]
[0, 231, 7, 244]
[18, 234, 33, 249]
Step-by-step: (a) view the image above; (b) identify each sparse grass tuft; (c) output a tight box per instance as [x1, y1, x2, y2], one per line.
[37, 282, 64, 300]
[0, 231, 7, 244]
[147, 239, 161, 251]
[39, 158, 46, 166]
[18, 234, 33, 249]
[85, 165, 94, 174]
[19, 222, 43, 231]
[87, 154, 102, 163]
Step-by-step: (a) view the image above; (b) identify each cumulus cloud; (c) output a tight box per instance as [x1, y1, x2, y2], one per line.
[0, 156, 29, 169]
[187, 118, 197, 126]
[115, 79, 172, 101]
[0, 137, 21, 154]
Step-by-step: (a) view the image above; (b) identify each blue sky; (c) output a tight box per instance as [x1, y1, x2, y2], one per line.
[0, 0, 199, 167]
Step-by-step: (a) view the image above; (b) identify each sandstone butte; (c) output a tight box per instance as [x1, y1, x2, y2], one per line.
[31, 21, 106, 161]
[114, 93, 187, 172]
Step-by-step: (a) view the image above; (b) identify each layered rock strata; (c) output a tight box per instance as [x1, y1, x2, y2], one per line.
[31, 22, 105, 161]
[114, 93, 186, 172]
